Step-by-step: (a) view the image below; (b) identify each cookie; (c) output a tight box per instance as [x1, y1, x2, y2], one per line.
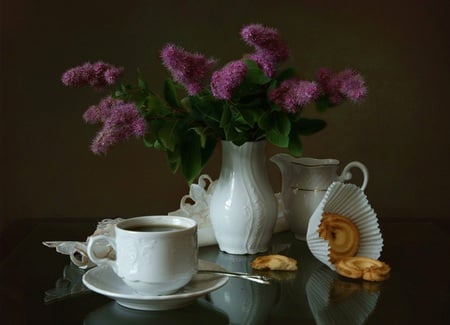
[251, 254, 298, 271]
[335, 256, 391, 282]
[318, 213, 360, 263]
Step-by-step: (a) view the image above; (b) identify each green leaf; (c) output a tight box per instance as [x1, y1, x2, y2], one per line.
[200, 137, 217, 167]
[260, 111, 291, 148]
[143, 120, 163, 148]
[232, 131, 252, 146]
[276, 68, 296, 82]
[267, 130, 289, 147]
[273, 112, 291, 136]
[297, 118, 327, 135]
[157, 120, 178, 151]
[189, 95, 222, 124]
[135, 97, 148, 109]
[258, 111, 271, 130]
[219, 106, 237, 140]
[166, 148, 180, 173]
[113, 90, 124, 98]
[143, 136, 154, 148]
[258, 111, 291, 135]
[191, 126, 208, 148]
[155, 140, 166, 150]
[180, 131, 202, 184]
[138, 77, 148, 91]
[236, 104, 265, 127]
[243, 59, 272, 85]
[143, 95, 171, 116]
[163, 78, 181, 108]
[219, 106, 232, 128]
[288, 133, 302, 156]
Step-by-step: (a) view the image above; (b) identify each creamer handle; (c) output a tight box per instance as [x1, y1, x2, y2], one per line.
[338, 161, 369, 190]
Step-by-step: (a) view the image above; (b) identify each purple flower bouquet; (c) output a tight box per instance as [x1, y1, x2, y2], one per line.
[62, 23, 367, 183]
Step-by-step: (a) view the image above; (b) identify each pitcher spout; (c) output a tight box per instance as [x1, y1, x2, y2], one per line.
[269, 153, 294, 178]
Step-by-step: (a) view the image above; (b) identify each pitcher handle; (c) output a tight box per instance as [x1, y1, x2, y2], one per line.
[338, 161, 369, 190]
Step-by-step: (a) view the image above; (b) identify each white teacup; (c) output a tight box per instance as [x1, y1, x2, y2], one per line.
[87, 215, 198, 295]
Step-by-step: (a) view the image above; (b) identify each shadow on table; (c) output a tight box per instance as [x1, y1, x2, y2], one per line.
[84, 299, 228, 324]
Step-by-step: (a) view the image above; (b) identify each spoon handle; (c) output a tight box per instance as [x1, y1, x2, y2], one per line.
[198, 270, 271, 284]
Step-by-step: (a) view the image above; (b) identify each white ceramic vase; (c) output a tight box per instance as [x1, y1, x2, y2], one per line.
[209, 141, 277, 254]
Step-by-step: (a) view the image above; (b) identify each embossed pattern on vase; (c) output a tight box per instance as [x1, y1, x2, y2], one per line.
[209, 141, 277, 254]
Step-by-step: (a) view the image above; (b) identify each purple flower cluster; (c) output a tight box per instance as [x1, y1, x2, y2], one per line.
[83, 97, 146, 154]
[316, 68, 367, 104]
[83, 96, 123, 124]
[61, 61, 123, 89]
[269, 79, 319, 113]
[241, 24, 290, 77]
[210, 60, 248, 100]
[209, 24, 291, 101]
[161, 43, 216, 95]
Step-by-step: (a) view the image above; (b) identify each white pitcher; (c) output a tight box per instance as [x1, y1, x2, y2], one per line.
[270, 154, 368, 241]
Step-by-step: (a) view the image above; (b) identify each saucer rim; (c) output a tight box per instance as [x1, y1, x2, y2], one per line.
[82, 259, 229, 301]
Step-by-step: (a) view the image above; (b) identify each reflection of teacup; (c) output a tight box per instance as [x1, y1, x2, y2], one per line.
[87, 216, 197, 295]
[306, 266, 380, 325]
[84, 300, 228, 325]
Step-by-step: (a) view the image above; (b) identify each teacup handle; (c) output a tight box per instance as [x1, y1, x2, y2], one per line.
[87, 235, 117, 270]
[338, 161, 369, 190]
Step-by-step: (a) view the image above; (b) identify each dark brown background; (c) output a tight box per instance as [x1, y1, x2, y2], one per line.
[1, 0, 449, 233]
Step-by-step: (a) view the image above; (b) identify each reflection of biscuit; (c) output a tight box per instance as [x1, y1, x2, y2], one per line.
[329, 278, 361, 304]
[251, 254, 298, 271]
[335, 256, 391, 282]
[362, 280, 382, 293]
[318, 213, 360, 263]
[253, 270, 297, 281]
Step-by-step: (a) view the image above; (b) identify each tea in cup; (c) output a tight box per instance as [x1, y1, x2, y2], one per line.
[87, 215, 198, 295]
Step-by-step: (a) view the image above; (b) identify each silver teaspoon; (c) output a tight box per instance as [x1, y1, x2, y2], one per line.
[198, 270, 271, 284]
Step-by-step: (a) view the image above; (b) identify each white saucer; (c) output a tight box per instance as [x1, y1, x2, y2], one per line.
[82, 259, 229, 311]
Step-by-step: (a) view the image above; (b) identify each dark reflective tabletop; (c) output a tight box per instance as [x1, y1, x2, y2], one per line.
[1, 218, 449, 324]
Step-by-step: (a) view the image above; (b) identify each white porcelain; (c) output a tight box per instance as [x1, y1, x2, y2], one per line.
[307, 181, 383, 270]
[271, 154, 369, 241]
[82, 259, 229, 311]
[87, 215, 198, 295]
[306, 265, 380, 325]
[43, 218, 123, 269]
[168, 174, 289, 248]
[209, 141, 277, 254]
[169, 174, 217, 247]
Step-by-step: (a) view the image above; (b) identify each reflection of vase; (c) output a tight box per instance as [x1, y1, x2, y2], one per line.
[208, 252, 278, 324]
[269, 238, 320, 322]
[209, 141, 277, 254]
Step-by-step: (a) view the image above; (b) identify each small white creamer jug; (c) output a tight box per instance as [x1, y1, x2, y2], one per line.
[270, 154, 368, 241]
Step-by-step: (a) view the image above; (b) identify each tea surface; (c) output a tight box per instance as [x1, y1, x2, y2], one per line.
[125, 224, 185, 232]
